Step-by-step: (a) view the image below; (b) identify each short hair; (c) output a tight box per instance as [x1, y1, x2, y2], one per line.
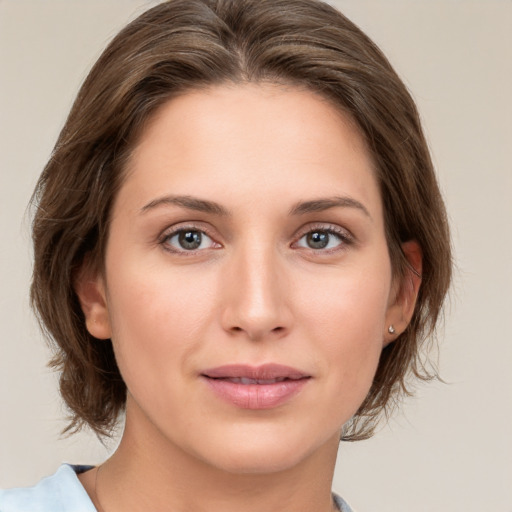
[30, 0, 452, 441]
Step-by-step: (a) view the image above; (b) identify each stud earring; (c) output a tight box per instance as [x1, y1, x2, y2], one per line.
[388, 325, 395, 334]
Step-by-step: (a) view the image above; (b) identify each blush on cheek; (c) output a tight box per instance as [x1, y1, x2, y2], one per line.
[308, 283, 387, 392]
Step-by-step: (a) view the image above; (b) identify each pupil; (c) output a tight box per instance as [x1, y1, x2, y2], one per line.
[179, 231, 202, 250]
[307, 231, 329, 249]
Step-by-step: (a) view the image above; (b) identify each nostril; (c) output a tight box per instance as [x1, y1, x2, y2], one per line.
[228, 325, 286, 339]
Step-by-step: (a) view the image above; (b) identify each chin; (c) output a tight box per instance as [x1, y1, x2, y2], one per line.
[191, 425, 339, 475]
[210, 448, 309, 475]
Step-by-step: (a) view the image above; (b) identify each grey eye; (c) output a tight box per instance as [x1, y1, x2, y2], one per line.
[306, 231, 330, 249]
[296, 229, 345, 250]
[164, 229, 217, 252]
[178, 230, 203, 250]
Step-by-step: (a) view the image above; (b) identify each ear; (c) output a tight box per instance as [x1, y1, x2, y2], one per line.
[384, 240, 422, 345]
[73, 259, 111, 340]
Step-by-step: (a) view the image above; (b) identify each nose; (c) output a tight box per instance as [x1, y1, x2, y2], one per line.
[220, 243, 292, 341]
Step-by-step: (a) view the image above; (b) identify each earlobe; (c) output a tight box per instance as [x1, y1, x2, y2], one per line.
[384, 240, 422, 345]
[74, 262, 111, 340]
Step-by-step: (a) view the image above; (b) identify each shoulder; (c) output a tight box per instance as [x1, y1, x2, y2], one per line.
[0, 465, 96, 512]
[333, 492, 356, 512]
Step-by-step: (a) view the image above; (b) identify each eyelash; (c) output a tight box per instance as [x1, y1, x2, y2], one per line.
[158, 223, 354, 256]
[159, 223, 220, 255]
[293, 224, 354, 253]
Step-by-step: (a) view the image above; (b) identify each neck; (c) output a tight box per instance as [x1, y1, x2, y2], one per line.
[86, 403, 340, 512]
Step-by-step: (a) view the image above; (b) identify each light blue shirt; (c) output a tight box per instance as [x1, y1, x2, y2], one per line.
[0, 465, 95, 511]
[0, 464, 353, 511]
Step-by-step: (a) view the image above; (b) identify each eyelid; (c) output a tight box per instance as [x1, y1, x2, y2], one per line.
[158, 222, 222, 254]
[291, 222, 355, 250]
[157, 221, 355, 255]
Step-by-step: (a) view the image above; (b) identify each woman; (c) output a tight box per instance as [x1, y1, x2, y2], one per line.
[0, 0, 451, 510]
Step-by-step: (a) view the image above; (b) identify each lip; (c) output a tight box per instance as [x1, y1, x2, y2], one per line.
[201, 364, 311, 409]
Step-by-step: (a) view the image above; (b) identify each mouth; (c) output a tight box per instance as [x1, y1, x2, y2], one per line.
[200, 364, 311, 409]
[215, 376, 300, 384]
[201, 363, 309, 380]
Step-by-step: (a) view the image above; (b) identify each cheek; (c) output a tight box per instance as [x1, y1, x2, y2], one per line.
[300, 262, 391, 335]
[297, 263, 391, 391]
[104, 260, 217, 389]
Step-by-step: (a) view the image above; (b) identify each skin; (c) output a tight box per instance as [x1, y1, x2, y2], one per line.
[76, 84, 420, 512]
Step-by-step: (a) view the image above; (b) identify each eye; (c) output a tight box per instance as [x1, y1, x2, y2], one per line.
[162, 228, 219, 253]
[295, 227, 351, 251]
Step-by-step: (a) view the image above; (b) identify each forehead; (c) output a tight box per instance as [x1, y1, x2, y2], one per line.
[131, 83, 370, 164]
[120, 83, 381, 219]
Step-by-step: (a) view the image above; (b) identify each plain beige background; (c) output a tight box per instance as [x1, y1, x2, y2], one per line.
[0, 1, 511, 511]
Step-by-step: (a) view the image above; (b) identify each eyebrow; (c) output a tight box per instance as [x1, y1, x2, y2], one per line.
[289, 196, 371, 219]
[140, 194, 371, 219]
[140, 195, 230, 216]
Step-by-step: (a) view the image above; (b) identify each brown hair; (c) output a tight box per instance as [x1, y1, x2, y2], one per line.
[31, 0, 451, 440]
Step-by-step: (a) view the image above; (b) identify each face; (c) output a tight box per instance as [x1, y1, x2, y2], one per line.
[82, 84, 408, 474]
